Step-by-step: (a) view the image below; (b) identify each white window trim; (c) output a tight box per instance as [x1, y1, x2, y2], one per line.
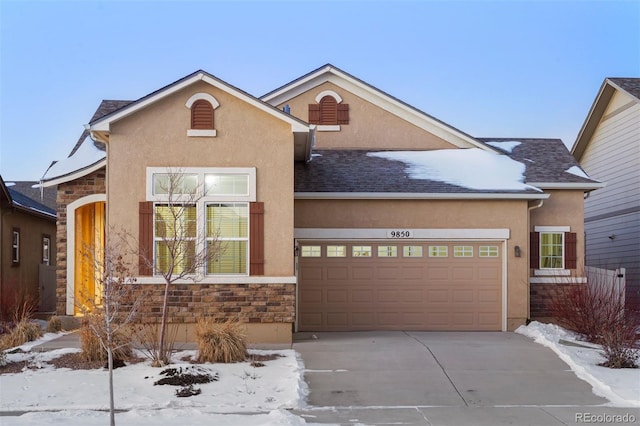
[187, 129, 217, 137]
[314, 90, 343, 104]
[316, 125, 341, 132]
[185, 93, 220, 109]
[536, 226, 568, 271]
[146, 167, 256, 278]
[534, 226, 570, 232]
[146, 167, 256, 202]
[534, 269, 571, 276]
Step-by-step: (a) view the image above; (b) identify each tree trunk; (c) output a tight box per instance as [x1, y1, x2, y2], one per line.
[158, 279, 171, 365]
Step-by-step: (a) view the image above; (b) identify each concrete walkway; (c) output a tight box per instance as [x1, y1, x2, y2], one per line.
[291, 331, 639, 425]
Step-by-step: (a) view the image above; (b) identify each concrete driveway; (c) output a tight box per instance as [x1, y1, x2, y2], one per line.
[292, 331, 638, 425]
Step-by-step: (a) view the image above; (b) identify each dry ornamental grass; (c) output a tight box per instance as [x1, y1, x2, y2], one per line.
[195, 319, 247, 363]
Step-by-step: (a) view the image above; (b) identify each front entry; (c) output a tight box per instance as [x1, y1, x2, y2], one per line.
[74, 202, 105, 314]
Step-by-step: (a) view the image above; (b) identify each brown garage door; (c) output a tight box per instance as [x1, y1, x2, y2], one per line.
[298, 241, 502, 331]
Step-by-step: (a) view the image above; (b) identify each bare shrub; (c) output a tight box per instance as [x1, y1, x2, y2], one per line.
[46, 316, 62, 333]
[550, 268, 639, 368]
[195, 319, 247, 363]
[0, 319, 42, 350]
[80, 314, 132, 362]
[133, 322, 179, 367]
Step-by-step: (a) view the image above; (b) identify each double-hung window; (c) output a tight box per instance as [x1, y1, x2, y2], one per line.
[147, 167, 256, 276]
[540, 232, 563, 269]
[531, 226, 577, 272]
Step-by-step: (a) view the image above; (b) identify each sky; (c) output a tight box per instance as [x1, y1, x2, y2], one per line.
[0, 0, 638, 181]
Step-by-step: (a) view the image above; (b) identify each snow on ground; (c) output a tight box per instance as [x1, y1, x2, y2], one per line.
[516, 321, 640, 407]
[368, 149, 539, 191]
[0, 343, 324, 425]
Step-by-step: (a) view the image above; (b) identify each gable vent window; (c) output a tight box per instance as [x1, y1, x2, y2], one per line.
[186, 93, 220, 137]
[308, 90, 349, 131]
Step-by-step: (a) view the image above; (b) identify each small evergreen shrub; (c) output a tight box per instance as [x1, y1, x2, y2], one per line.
[195, 319, 247, 363]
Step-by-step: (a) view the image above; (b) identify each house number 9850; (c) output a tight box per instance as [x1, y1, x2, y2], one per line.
[387, 230, 413, 238]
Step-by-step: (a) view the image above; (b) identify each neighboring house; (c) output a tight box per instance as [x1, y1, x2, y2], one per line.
[39, 65, 602, 343]
[572, 78, 640, 311]
[0, 176, 57, 317]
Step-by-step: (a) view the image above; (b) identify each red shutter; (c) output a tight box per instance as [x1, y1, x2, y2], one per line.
[250, 202, 264, 275]
[530, 232, 539, 268]
[308, 104, 320, 124]
[139, 201, 154, 276]
[319, 96, 337, 125]
[191, 100, 214, 129]
[565, 232, 577, 269]
[337, 104, 349, 124]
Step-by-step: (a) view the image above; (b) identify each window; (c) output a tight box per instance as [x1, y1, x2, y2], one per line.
[301, 246, 321, 257]
[378, 245, 398, 257]
[308, 90, 349, 130]
[185, 93, 220, 137]
[327, 245, 347, 257]
[531, 227, 577, 270]
[352, 245, 372, 257]
[42, 235, 51, 265]
[403, 245, 423, 257]
[207, 203, 248, 274]
[479, 246, 499, 257]
[454, 246, 474, 257]
[11, 228, 20, 265]
[146, 168, 256, 276]
[540, 233, 563, 269]
[428, 246, 448, 257]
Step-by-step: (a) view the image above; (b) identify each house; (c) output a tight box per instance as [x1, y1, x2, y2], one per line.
[39, 65, 603, 343]
[572, 78, 640, 311]
[0, 175, 57, 318]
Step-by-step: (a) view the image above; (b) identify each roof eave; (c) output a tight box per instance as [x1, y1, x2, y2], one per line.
[294, 192, 550, 200]
[571, 79, 616, 160]
[526, 182, 606, 191]
[39, 158, 106, 188]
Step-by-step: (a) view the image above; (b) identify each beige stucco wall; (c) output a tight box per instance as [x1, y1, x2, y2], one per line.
[106, 80, 295, 276]
[294, 198, 531, 329]
[530, 190, 586, 272]
[279, 82, 457, 150]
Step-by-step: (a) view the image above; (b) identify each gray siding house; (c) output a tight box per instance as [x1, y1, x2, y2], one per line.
[572, 78, 640, 310]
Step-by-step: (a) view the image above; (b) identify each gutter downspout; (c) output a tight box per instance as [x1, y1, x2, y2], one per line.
[526, 199, 544, 320]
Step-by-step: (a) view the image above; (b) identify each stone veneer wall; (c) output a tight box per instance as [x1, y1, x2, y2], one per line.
[131, 283, 295, 325]
[55, 168, 106, 315]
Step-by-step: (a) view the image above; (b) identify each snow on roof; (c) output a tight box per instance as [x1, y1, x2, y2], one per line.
[42, 136, 105, 181]
[368, 149, 540, 191]
[565, 166, 589, 179]
[485, 140, 521, 153]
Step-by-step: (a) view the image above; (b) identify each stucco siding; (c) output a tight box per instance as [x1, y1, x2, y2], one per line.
[106, 81, 295, 276]
[280, 82, 457, 150]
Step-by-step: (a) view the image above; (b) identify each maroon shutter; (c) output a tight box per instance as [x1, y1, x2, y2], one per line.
[191, 100, 214, 129]
[565, 232, 577, 269]
[139, 201, 154, 276]
[337, 103, 349, 124]
[250, 202, 264, 275]
[308, 104, 320, 124]
[530, 232, 539, 268]
[319, 96, 337, 124]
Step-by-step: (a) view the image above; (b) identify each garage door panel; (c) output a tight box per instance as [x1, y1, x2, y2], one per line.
[298, 241, 502, 331]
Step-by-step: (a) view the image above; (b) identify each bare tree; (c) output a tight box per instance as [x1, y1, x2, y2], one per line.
[144, 169, 221, 366]
[79, 232, 142, 426]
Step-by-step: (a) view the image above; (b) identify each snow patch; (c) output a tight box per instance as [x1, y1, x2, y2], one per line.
[41, 137, 105, 181]
[485, 140, 521, 153]
[368, 149, 539, 191]
[566, 166, 589, 178]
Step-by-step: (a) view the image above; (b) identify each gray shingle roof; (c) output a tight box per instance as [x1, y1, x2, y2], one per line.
[6, 181, 57, 211]
[609, 78, 640, 100]
[295, 139, 599, 195]
[69, 100, 132, 156]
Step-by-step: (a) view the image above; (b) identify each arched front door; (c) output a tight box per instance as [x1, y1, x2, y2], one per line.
[74, 201, 105, 314]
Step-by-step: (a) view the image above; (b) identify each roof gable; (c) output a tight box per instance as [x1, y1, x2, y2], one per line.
[262, 64, 496, 152]
[89, 70, 311, 138]
[0, 175, 56, 219]
[572, 78, 640, 160]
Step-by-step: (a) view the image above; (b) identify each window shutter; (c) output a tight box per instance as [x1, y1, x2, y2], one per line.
[319, 96, 337, 125]
[565, 232, 577, 269]
[530, 232, 539, 268]
[139, 201, 154, 276]
[337, 104, 349, 124]
[308, 104, 320, 124]
[191, 100, 214, 129]
[249, 202, 264, 275]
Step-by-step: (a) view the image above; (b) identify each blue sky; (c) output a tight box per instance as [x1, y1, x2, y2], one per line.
[1, 0, 638, 181]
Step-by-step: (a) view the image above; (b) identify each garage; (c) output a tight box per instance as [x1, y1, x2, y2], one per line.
[297, 241, 503, 331]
